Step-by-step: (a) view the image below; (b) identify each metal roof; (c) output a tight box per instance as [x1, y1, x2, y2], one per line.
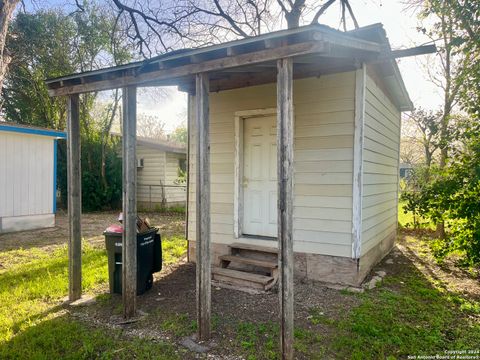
[0, 122, 66, 138]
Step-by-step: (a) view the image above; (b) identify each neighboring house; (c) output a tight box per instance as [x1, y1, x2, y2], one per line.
[184, 24, 412, 287]
[399, 163, 413, 179]
[113, 134, 187, 208]
[0, 122, 65, 233]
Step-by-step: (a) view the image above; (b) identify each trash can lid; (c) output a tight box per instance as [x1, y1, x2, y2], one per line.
[105, 224, 123, 233]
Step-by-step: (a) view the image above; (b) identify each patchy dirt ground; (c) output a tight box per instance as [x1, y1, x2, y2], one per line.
[72, 260, 365, 359]
[397, 232, 480, 302]
[1, 214, 479, 359]
[0, 210, 185, 252]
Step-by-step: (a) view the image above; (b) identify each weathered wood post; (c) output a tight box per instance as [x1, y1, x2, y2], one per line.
[277, 58, 294, 360]
[122, 86, 137, 319]
[186, 93, 194, 257]
[67, 93, 82, 302]
[195, 73, 211, 340]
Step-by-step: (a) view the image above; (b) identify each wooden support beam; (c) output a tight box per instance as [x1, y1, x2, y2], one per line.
[48, 41, 327, 96]
[195, 73, 211, 341]
[186, 93, 194, 261]
[122, 86, 137, 319]
[67, 93, 82, 301]
[384, 45, 437, 60]
[352, 64, 366, 259]
[277, 58, 294, 360]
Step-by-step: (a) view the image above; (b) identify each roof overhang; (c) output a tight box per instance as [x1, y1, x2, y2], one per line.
[111, 133, 186, 154]
[0, 122, 66, 139]
[46, 23, 427, 112]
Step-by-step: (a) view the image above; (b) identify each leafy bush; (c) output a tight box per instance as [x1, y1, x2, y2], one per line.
[57, 136, 122, 211]
[402, 122, 480, 266]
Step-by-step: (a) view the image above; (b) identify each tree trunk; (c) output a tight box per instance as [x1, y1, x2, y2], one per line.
[284, 0, 306, 29]
[0, 0, 20, 105]
[436, 12, 454, 239]
[101, 89, 120, 188]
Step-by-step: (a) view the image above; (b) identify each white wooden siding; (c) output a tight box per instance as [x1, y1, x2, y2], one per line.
[188, 72, 356, 257]
[361, 71, 401, 255]
[0, 132, 54, 218]
[137, 144, 166, 204]
[136, 144, 186, 205]
[164, 152, 187, 204]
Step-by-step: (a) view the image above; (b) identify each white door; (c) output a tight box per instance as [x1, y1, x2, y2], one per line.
[242, 116, 277, 237]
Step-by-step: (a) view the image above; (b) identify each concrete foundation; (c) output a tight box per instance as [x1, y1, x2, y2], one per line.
[188, 231, 396, 286]
[0, 213, 55, 234]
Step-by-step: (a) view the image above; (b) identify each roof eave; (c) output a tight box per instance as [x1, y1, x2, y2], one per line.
[0, 123, 66, 138]
[392, 61, 414, 111]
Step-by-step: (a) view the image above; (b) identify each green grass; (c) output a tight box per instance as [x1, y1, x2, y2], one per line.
[160, 313, 197, 338]
[234, 320, 324, 360]
[0, 235, 187, 358]
[151, 205, 186, 214]
[162, 235, 188, 264]
[328, 269, 480, 359]
[398, 200, 434, 230]
[1, 226, 479, 359]
[0, 244, 107, 343]
[0, 317, 179, 359]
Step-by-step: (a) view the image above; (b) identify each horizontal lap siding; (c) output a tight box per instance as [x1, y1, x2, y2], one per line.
[361, 73, 401, 256]
[0, 132, 53, 217]
[164, 152, 187, 204]
[137, 145, 166, 204]
[188, 72, 355, 257]
[294, 75, 354, 257]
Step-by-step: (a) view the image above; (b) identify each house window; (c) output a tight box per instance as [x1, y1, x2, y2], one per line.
[137, 158, 144, 168]
[179, 158, 186, 172]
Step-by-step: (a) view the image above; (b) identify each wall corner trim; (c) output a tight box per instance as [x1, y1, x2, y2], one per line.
[352, 64, 366, 259]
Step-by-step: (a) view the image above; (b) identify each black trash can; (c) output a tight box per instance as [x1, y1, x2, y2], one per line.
[104, 226, 162, 295]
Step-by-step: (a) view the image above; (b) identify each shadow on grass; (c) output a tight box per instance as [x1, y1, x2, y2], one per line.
[2, 232, 479, 359]
[326, 244, 480, 359]
[0, 313, 180, 359]
[0, 246, 108, 344]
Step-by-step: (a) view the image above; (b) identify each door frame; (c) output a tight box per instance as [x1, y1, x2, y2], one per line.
[234, 108, 277, 239]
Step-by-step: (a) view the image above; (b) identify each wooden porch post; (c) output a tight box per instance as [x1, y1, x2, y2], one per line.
[195, 73, 211, 340]
[122, 86, 137, 319]
[186, 93, 194, 261]
[67, 93, 82, 301]
[277, 58, 294, 360]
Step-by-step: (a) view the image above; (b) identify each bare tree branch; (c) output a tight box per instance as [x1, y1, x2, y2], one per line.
[342, 0, 359, 29]
[311, 0, 336, 25]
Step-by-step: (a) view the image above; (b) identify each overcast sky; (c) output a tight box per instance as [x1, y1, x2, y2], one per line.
[136, 0, 440, 133]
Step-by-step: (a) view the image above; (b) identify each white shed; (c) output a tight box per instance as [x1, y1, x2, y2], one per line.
[0, 123, 65, 233]
[45, 23, 434, 341]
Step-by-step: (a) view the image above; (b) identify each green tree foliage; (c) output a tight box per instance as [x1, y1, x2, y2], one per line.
[2, 7, 131, 211]
[424, 0, 479, 117]
[2, 11, 75, 129]
[403, 1, 480, 266]
[403, 120, 480, 266]
[169, 123, 187, 145]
